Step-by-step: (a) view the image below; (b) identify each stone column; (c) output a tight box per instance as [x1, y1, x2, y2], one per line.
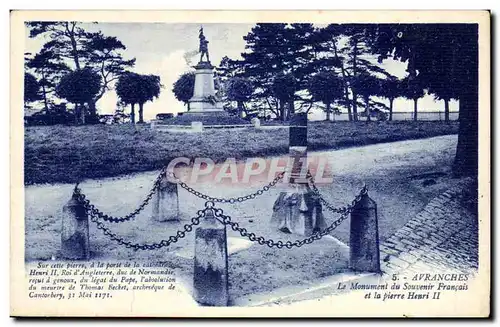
[193, 208, 229, 306]
[349, 193, 381, 272]
[152, 173, 180, 222]
[271, 113, 326, 236]
[61, 195, 90, 260]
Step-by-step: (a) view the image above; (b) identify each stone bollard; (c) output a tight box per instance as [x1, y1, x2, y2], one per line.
[61, 194, 90, 260]
[152, 173, 180, 222]
[251, 117, 261, 128]
[193, 208, 229, 306]
[191, 121, 203, 132]
[349, 192, 381, 273]
[271, 113, 326, 236]
[150, 120, 157, 130]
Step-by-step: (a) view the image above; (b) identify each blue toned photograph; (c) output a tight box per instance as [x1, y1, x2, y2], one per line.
[18, 15, 487, 315]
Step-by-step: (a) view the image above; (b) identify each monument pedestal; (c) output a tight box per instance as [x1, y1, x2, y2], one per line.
[188, 62, 224, 113]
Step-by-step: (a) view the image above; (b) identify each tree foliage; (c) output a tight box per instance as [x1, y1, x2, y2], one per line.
[308, 72, 344, 121]
[226, 77, 254, 117]
[172, 72, 195, 107]
[24, 72, 41, 105]
[56, 68, 101, 104]
[26, 22, 135, 118]
[56, 68, 101, 124]
[116, 72, 162, 123]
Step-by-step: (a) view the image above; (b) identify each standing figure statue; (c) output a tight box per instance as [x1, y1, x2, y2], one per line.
[198, 26, 210, 63]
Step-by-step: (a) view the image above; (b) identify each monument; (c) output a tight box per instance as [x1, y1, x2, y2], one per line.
[187, 27, 224, 113]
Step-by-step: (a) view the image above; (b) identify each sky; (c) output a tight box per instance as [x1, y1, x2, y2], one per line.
[25, 23, 458, 121]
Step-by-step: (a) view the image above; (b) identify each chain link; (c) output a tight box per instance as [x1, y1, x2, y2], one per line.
[171, 171, 285, 204]
[86, 203, 204, 250]
[210, 185, 366, 249]
[72, 167, 169, 223]
[307, 170, 368, 214]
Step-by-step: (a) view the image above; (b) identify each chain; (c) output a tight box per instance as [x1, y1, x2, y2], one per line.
[307, 171, 368, 214]
[73, 167, 169, 223]
[209, 186, 366, 249]
[171, 171, 286, 204]
[86, 204, 205, 251]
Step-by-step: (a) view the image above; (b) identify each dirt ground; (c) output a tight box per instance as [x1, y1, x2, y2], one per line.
[24, 135, 459, 300]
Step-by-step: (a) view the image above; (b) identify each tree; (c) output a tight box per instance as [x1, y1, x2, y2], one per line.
[26, 22, 135, 119]
[24, 72, 41, 107]
[116, 72, 161, 124]
[271, 73, 296, 121]
[372, 24, 479, 176]
[227, 23, 315, 117]
[172, 72, 195, 110]
[116, 72, 140, 124]
[308, 72, 344, 121]
[82, 32, 136, 119]
[378, 75, 403, 121]
[401, 75, 426, 121]
[226, 77, 254, 117]
[136, 74, 162, 123]
[25, 48, 70, 112]
[352, 72, 382, 122]
[56, 69, 101, 124]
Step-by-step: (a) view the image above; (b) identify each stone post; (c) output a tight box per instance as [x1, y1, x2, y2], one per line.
[152, 173, 180, 222]
[193, 208, 229, 306]
[271, 113, 326, 236]
[349, 192, 381, 273]
[61, 194, 90, 260]
[251, 117, 261, 128]
[191, 121, 203, 132]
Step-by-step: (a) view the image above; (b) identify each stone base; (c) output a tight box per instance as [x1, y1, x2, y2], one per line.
[166, 111, 251, 126]
[188, 100, 224, 112]
[271, 184, 327, 236]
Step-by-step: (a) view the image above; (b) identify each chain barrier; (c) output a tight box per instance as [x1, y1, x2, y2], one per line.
[168, 171, 286, 204]
[306, 170, 368, 215]
[207, 186, 366, 249]
[86, 204, 207, 251]
[73, 166, 168, 223]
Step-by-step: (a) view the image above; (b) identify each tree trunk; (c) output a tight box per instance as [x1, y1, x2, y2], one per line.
[88, 101, 98, 123]
[74, 103, 80, 124]
[138, 102, 144, 123]
[325, 102, 331, 121]
[80, 103, 86, 124]
[352, 40, 358, 121]
[41, 71, 49, 112]
[130, 103, 136, 124]
[65, 22, 81, 70]
[279, 100, 286, 121]
[453, 94, 478, 177]
[365, 96, 371, 122]
[444, 98, 450, 122]
[389, 98, 394, 121]
[237, 100, 244, 118]
[413, 98, 418, 121]
[332, 39, 352, 122]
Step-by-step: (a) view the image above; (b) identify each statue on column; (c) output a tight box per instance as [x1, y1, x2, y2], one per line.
[199, 26, 210, 63]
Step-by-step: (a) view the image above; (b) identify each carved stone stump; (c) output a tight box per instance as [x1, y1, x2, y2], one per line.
[193, 209, 229, 306]
[152, 174, 180, 222]
[271, 184, 326, 236]
[349, 193, 381, 272]
[271, 113, 326, 236]
[61, 195, 90, 260]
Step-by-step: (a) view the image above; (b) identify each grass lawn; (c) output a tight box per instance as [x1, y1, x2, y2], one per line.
[24, 121, 458, 185]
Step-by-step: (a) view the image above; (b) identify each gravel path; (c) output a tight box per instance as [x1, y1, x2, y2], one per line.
[24, 135, 459, 300]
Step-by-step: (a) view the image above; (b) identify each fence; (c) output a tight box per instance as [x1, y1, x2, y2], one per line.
[319, 111, 459, 122]
[61, 113, 381, 306]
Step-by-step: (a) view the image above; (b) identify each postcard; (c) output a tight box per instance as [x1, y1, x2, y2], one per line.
[10, 10, 490, 317]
